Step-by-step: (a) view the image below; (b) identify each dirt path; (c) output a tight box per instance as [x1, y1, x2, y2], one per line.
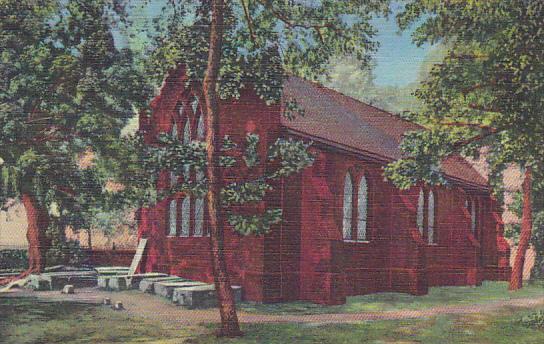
[3, 288, 544, 325]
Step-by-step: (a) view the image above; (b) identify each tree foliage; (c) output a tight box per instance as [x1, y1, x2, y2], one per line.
[141, 0, 389, 103]
[0, 0, 150, 267]
[385, 0, 544, 191]
[110, 132, 313, 235]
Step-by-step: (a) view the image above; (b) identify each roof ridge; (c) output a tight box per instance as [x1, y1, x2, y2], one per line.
[287, 75, 424, 130]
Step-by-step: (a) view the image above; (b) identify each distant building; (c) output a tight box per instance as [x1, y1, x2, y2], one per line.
[137, 67, 511, 305]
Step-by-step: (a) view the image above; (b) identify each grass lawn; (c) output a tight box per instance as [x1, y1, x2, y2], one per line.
[239, 281, 544, 315]
[2, 296, 544, 343]
[0, 297, 200, 344]
[199, 308, 544, 344]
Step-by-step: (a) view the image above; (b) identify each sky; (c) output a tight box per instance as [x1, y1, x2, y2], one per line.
[371, 3, 432, 87]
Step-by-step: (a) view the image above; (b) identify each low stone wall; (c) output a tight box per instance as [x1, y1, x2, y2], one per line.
[87, 249, 136, 267]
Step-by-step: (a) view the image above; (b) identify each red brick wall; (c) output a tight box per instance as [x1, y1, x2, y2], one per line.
[87, 249, 136, 267]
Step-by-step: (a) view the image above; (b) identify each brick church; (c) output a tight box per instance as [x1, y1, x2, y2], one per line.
[136, 67, 511, 305]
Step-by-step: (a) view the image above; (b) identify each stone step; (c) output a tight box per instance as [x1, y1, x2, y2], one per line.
[98, 273, 168, 291]
[173, 285, 242, 309]
[138, 276, 185, 293]
[117, 273, 168, 291]
[153, 281, 208, 299]
[95, 266, 130, 272]
[95, 267, 131, 276]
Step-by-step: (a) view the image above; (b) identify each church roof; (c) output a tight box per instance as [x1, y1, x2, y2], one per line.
[282, 76, 488, 188]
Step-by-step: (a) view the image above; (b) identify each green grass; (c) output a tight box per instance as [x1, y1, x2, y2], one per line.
[0, 297, 197, 344]
[2, 295, 544, 343]
[196, 308, 544, 344]
[239, 281, 544, 315]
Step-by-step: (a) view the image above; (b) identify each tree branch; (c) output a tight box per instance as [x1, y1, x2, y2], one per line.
[256, 0, 342, 37]
[467, 103, 500, 113]
[451, 127, 503, 150]
[240, 0, 257, 44]
[436, 121, 497, 131]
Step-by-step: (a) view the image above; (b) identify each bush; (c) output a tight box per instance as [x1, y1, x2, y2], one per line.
[519, 310, 544, 329]
[0, 249, 28, 271]
[46, 224, 87, 267]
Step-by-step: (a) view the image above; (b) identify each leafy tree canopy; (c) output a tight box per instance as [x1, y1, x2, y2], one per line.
[0, 0, 150, 229]
[142, 0, 390, 101]
[384, 0, 544, 193]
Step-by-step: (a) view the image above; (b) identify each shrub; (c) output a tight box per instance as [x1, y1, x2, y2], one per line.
[46, 224, 87, 267]
[0, 249, 28, 271]
[519, 310, 544, 329]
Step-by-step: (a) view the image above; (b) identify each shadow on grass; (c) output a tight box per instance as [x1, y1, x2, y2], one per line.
[239, 281, 544, 316]
[194, 307, 544, 344]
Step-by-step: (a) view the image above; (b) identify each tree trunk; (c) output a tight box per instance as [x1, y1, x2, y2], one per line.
[203, 0, 242, 337]
[509, 167, 533, 290]
[21, 193, 50, 273]
[87, 228, 92, 250]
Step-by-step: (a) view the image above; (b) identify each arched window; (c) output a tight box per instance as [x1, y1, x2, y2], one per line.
[197, 115, 205, 140]
[343, 173, 353, 240]
[428, 191, 435, 244]
[168, 199, 177, 236]
[417, 188, 425, 235]
[170, 123, 179, 187]
[195, 115, 206, 236]
[192, 96, 200, 114]
[194, 196, 204, 236]
[181, 196, 190, 237]
[357, 176, 368, 241]
[183, 120, 191, 179]
[471, 199, 477, 234]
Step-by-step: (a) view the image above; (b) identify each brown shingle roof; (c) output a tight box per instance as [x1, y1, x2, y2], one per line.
[282, 76, 488, 187]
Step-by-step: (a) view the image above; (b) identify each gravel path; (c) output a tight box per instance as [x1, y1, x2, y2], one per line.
[3, 287, 544, 325]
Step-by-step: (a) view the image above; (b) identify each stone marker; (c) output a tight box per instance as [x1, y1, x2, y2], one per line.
[61, 285, 75, 294]
[173, 285, 242, 309]
[138, 276, 184, 293]
[27, 271, 98, 291]
[103, 298, 111, 305]
[153, 281, 207, 299]
[112, 301, 124, 310]
[125, 273, 168, 289]
[97, 276, 110, 289]
[108, 276, 128, 291]
[27, 275, 51, 291]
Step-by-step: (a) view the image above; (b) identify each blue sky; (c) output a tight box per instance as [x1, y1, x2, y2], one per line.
[371, 3, 432, 87]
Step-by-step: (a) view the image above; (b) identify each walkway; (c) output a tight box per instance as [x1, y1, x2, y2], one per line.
[3, 287, 544, 325]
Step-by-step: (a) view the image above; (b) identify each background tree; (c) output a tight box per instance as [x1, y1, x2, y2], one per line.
[0, 0, 150, 275]
[119, 0, 390, 336]
[384, 0, 544, 290]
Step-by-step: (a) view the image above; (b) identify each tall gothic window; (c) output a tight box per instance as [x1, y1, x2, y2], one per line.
[181, 196, 190, 237]
[194, 115, 206, 236]
[168, 199, 177, 236]
[357, 176, 368, 241]
[192, 96, 199, 114]
[428, 191, 435, 244]
[170, 122, 178, 187]
[342, 173, 353, 240]
[470, 198, 477, 234]
[417, 188, 425, 235]
[180, 120, 192, 236]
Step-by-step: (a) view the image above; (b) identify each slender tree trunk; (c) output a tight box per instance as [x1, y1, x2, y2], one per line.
[509, 167, 533, 290]
[21, 193, 50, 273]
[203, 0, 242, 337]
